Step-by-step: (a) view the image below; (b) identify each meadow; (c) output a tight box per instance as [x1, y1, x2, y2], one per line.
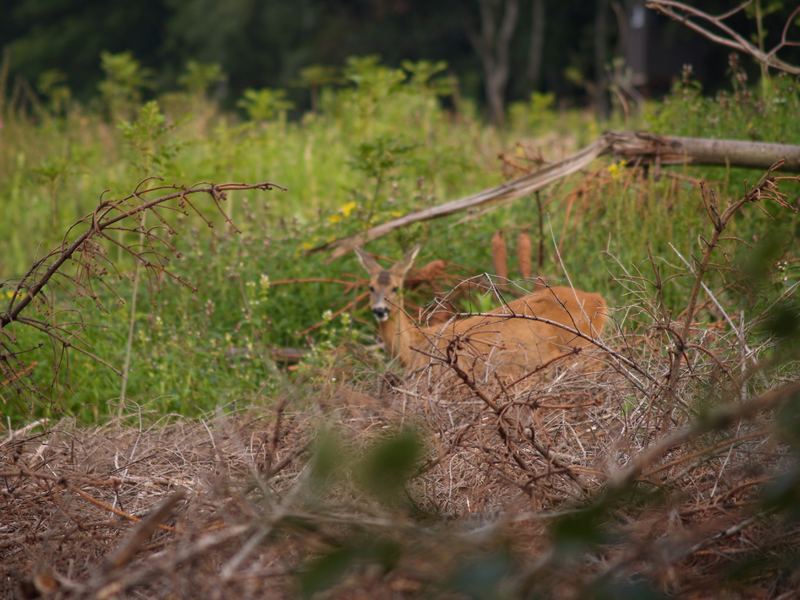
[2, 55, 797, 422]
[2, 54, 800, 597]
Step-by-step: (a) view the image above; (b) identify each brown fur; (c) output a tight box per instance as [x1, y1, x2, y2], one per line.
[355, 246, 607, 381]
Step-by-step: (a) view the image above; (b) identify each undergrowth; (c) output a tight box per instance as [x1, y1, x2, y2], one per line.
[1, 54, 798, 423]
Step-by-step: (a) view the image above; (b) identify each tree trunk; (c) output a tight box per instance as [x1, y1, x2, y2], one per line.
[470, 0, 520, 126]
[594, 0, 610, 119]
[525, 0, 545, 90]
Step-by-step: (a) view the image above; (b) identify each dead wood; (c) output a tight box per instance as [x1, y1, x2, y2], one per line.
[317, 131, 800, 258]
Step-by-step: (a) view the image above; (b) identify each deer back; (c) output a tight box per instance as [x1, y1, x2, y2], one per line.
[414, 286, 607, 379]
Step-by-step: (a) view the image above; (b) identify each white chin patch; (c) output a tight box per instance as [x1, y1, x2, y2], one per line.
[375, 313, 389, 322]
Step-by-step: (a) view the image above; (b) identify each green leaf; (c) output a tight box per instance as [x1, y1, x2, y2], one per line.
[762, 299, 800, 341]
[589, 577, 668, 600]
[357, 428, 422, 502]
[448, 552, 513, 599]
[309, 429, 347, 493]
[297, 545, 357, 599]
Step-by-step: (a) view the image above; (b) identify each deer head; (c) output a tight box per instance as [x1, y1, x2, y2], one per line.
[354, 245, 420, 322]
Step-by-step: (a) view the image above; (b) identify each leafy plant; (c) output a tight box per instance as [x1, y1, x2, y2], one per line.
[237, 88, 294, 122]
[178, 60, 225, 97]
[98, 51, 153, 119]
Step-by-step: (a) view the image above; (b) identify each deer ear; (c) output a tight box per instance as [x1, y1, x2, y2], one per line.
[354, 247, 381, 275]
[392, 244, 421, 278]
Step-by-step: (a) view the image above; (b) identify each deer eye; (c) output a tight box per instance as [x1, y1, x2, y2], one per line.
[392, 286, 399, 293]
[369, 285, 375, 292]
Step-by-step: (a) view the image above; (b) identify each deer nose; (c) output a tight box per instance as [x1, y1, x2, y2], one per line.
[372, 307, 390, 321]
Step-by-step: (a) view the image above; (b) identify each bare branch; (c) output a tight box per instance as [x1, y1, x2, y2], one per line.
[647, 0, 800, 75]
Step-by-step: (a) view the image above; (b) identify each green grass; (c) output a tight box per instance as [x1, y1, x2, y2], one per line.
[2, 58, 798, 424]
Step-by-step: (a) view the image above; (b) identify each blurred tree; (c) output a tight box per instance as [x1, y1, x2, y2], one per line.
[98, 51, 153, 119]
[177, 61, 225, 98]
[4, 0, 796, 121]
[594, 0, 610, 118]
[525, 0, 545, 91]
[4, 0, 168, 101]
[297, 65, 340, 112]
[467, 0, 520, 126]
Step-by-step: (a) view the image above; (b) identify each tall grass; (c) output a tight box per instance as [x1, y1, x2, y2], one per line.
[1, 56, 798, 423]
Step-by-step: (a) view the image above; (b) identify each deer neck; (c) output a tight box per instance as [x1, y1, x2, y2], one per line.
[378, 304, 420, 367]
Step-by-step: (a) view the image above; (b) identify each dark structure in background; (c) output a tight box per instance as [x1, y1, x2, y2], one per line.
[622, 0, 720, 94]
[1, 0, 797, 120]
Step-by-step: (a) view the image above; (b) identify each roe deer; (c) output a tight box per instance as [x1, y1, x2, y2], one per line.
[355, 246, 607, 381]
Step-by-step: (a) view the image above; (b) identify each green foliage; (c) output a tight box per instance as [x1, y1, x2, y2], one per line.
[459, 290, 497, 315]
[401, 59, 454, 97]
[508, 91, 556, 133]
[118, 100, 180, 172]
[98, 51, 153, 119]
[2, 55, 799, 425]
[357, 428, 423, 503]
[237, 88, 294, 122]
[297, 544, 358, 598]
[36, 69, 71, 114]
[447, 551, 514, 599]
[297, 536, 402, 598]
[178, 61, 225, 97]
[308, 427, 423, 503]
[296, 428, 421, 596]
[646, 65, 800, 143]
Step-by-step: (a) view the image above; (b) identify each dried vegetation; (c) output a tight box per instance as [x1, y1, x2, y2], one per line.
[2, 167, 800, 598]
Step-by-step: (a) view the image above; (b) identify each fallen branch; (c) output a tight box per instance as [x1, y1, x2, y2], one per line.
[318, 136, 609, 258]
[317, 131, 800, 258]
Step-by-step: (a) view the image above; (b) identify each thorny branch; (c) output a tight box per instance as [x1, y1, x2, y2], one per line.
[0, 179, 284, 386]
[663, 164, 795, 402]
[441, 337, 587, 491]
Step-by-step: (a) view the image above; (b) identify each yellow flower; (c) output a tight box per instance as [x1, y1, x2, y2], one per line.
[607, 160, 627, 181]
[340, 201, 357, 217]
[327, 213, 342, 224]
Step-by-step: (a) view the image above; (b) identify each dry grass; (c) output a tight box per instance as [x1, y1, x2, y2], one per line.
[3, 308, 799, 598]
[3, 167, 799, 598]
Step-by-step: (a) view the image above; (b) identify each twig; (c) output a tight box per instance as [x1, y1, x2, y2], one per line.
[668, 242, 754, 362]
[118, 213, 145, 417]
[99, 490, 186, 573]
[0, 180, 284, 387]
[663, 167, 785, 401]
[1, 417, 48, 446]
[1, 181, 283, 330]
[442, 338, 587, 491]
[93, 524, 252, 599]
[647, 1, 800, 75]
[609, 378, 800, 489]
